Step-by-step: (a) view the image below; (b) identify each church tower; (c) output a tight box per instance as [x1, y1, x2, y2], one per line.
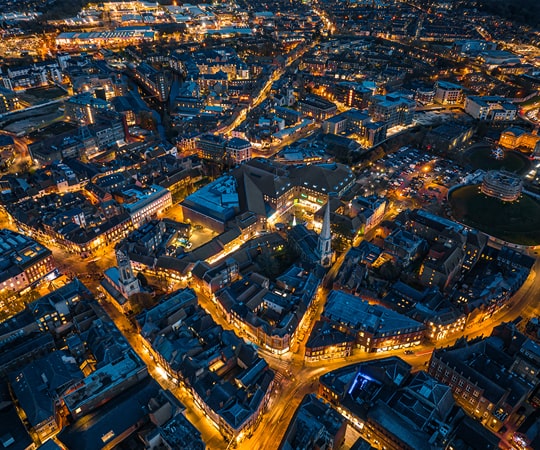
[116, 248, 141, 298]
[317, 199, 333, 268]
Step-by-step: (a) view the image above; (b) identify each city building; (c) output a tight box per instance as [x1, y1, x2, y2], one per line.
[383, 228, 426, 267]
[216, 266, 320, 354]
[498, 127, 540, 154]
[136, 288, 275, 440]
[415, 87, 436, 105]
[181, 175, 239, 232]
[62, 326, 148, 422]
[322, 109, 387, 148]
[27, 118, 125, 164]
[481, 170, 523, 202]
[0, 229, 55, 294]
[273, 147, 332, 165]
[59, 379, 203, 450]
[196, 134, 227, 161]
[0, 86, 20, 113]
[55, 27, 156, 49]
[333, 81, 373, 109]
[0, 135, 14, 153]
[434, 81, 463, 105]
[192, 258, 239, 295]
[305, 319, 355, 361]
[381, 282, 467, 342]
[322, 114, 348, 135]
[142, 399, 206, 450]
[369, 94, 415, 127]
[418, 241, 465, 290]
[361, 120, 388, 147]
[319, 357, 472, 450]
[64, 93, 114, 125]
[117, 184, 173, 228]
[308, 290, 425, 357]
[332, 242, 381, 294]
[478, 50, 521, 67]
[464, 96, 517, 121]
[288, 224, 324, 269]
[423, 123, 474, 153]
[3, 61, 62, 90]
[454, 39, 497, 55]
[132, 62, 170, 102]
[278, 394, 347, 450]
[102, 248, 141, 312]
[9, 351, 84, 442]
[226, 137, 252, 164]
[428, 336, 532, 432]
[4, 281, 148, 446]
[182, 159, 354, 232]
[351, 195, 387, 233]
[297, 95, 338, 120]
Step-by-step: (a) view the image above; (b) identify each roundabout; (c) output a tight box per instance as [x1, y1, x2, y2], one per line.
[465, 145, 531, 175]
[449, 184, 540, 246]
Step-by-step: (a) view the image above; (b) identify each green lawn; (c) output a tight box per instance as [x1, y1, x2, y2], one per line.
[450, 185, 540, 246]
[466, 146, 530, 174]
[25, 85, 67, 101]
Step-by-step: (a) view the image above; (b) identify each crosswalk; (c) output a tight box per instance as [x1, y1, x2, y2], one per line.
[273, 371, 285, 384]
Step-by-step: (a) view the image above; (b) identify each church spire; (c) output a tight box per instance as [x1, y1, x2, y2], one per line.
[318, 198, 333, 268]
[116, 247, 141, 299]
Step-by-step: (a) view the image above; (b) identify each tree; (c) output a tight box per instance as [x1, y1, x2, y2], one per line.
[256, 252, 280, 279]
[129, 292, 155, 315]
[332, 235, 350, 253]
[136, 272, 148, 287]
[19, 290, 40, 305]
[378, 261, 402, 282]
[140, 111, 157, 131]
[0, 289, 15, 309]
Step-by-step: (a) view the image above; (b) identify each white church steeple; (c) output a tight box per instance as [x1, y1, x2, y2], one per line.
[116, 247, 141, 299]
[317, 198, 333, 268]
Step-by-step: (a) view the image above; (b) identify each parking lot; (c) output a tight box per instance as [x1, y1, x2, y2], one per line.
[356, 147, 466, 213]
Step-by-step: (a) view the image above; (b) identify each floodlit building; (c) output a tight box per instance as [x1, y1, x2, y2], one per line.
[117, 184, 173, 228]
[499, 127, 540, 154]
[0, 229, 55, 294]
[55, 27, 156, 49]
[0, 86, 20, 113]
[226, 137, 252, 164]
[428, 336, 532, 432]
[64, 93, 114, 125]
[133, 62, 170, 102]
[369, 94, 415, 127]
[464, 96, 517, 121]
[181, 159, 354, 232]
[434, 81, 463, 105]
[136, 288, 275, 440]
[308, 290, 425, 357]
[481, 170, 522, 201]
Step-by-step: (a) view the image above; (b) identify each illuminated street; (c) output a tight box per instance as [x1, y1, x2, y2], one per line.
[1, 0, 540, 448]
